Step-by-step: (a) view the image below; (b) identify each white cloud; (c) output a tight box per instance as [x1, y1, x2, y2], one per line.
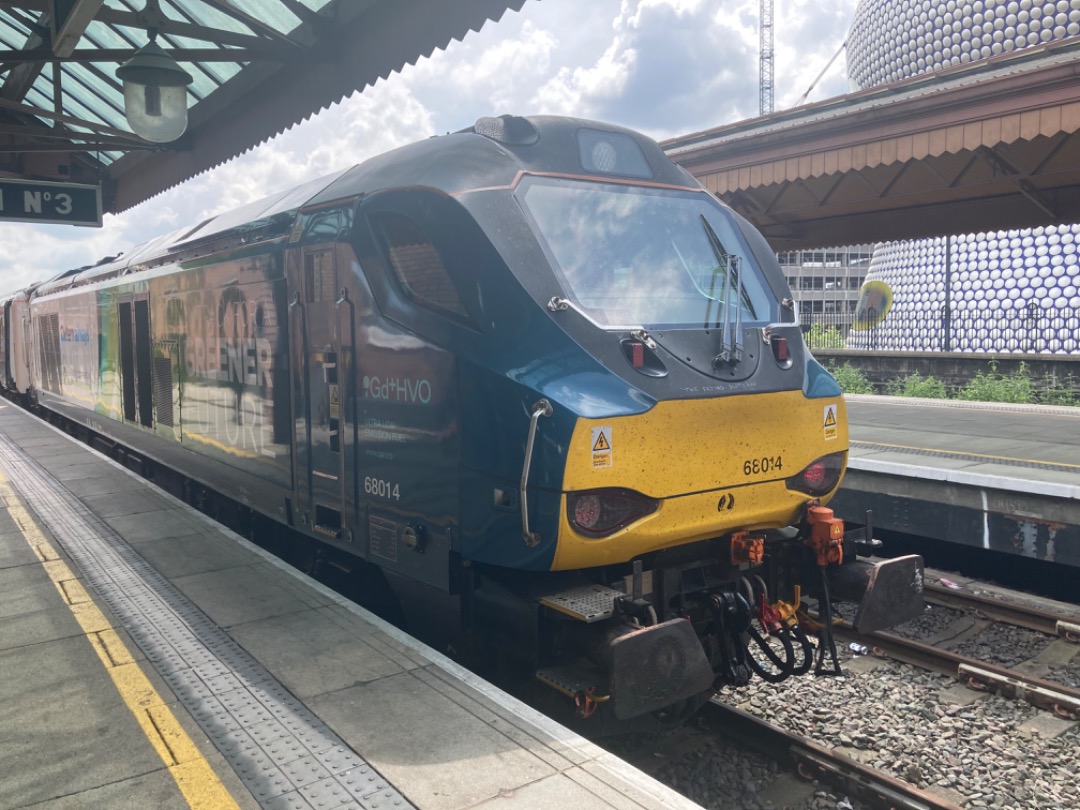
[775, 0, 857, 109]
[531, 0, 768, 138]
[408, 20, 558, 113]
[0, 219, 131, 293]
[532, 31, 636, 117]
[524, 0, 857, 132]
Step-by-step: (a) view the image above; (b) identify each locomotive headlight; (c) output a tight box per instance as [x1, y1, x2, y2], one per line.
[577, 129, 652, 179]
[568, 488, 659, 537]
[786, 452, 846, 496]
[590, 140, 618, 172]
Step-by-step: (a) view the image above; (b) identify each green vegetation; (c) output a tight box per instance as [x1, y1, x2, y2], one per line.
[829, 362, 875, 394]
[886, 372, 949, 399]
[830, 359, 1078, 406]
[804, 323, 847, 350]
[957, 360, 1035, 404]
[1038, 373, 1079, 407]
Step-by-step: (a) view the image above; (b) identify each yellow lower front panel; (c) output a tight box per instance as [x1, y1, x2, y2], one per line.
[551, 390, 848, 571]
[552, 479, 809, 570]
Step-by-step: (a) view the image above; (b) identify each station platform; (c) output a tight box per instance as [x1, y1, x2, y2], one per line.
[0, 400, 700, 810]
[834, 394, 1080, 566]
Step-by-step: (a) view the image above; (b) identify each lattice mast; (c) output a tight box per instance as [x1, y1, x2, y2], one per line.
[759, 0, 774, 116]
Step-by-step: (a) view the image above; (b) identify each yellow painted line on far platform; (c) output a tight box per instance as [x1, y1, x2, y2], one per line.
[850, 440, 1080, 471]
[0, 473, 240, 810]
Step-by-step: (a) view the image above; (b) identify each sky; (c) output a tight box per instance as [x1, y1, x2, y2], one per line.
[0, 0, 860, 294]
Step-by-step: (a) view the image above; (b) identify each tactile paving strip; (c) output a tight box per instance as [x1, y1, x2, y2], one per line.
[0, 434, 413, 810]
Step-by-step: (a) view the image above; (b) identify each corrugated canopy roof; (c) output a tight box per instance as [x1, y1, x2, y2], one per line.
[0, 0, 528, 215]
[663, 38, 1080, 249]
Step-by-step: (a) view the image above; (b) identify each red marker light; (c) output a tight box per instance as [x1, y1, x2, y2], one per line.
[786, 453, 845, 496]
[803, 461, 827, 490]
[771, 335, 790, 364]
[631, 342, 645, 368]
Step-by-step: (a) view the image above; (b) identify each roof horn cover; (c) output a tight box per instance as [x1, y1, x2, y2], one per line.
[473, 115, 540, 146]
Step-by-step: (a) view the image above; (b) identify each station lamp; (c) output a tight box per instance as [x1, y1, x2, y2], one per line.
[115, 33, 193, 143]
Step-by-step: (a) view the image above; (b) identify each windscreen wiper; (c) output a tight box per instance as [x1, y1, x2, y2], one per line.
[700, 215, 743, 366]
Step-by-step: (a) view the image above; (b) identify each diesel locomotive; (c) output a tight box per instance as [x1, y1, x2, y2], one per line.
[0, 115, 923, 732]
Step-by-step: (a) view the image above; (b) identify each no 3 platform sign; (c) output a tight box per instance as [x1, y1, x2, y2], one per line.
[0, 179, 102, 227]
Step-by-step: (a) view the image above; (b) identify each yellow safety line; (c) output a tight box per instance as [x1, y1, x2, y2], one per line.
[850, 440, 1080, 471]
[0, 473, 240, 810]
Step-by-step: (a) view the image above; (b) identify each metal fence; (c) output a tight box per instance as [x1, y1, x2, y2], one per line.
[800, 305, 1080, 353]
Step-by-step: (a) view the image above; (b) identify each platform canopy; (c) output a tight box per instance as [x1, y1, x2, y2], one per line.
[0, 0, 528, 217]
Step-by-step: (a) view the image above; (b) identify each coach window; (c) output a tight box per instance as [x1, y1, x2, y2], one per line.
[369, 211, 469, 320]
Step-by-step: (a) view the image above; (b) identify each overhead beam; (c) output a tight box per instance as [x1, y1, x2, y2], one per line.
[0, 47, 287, 62]
[276, 0, 324, 26]
[1, 0, 100, 105]
[1, 10, 50, 104]
[91, 7, 291, 49]
[976, 145, 1058, 219]
[51, 0, 103, 54]
[199, 0, 302, 48]
[0, 94, 148, 139]
[2, 1, 310, 49]
[753, 185, 1080, 250]
[107, 0, 531, 212]
[0, 120, 125, 138]
[0, 139, 151, 152]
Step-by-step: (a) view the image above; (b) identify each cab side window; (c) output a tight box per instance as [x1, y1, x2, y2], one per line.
[302, 208, 349, 243]
[369, 211, 468, 319]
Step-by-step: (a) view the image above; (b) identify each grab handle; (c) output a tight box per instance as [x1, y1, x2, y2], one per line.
[520, 399, 553, 547]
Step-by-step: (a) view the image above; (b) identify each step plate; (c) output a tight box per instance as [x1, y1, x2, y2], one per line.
[540, 584, 622, 623]
[535, 665, 601, 697]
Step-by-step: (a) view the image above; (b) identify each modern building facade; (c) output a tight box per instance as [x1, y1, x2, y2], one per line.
[846, 0, 1080, 353]
[779, 245, 872, 325]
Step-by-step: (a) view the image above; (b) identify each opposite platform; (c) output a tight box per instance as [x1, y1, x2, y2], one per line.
[836, 395, 1080, 565]
[0, 399, 701, 810]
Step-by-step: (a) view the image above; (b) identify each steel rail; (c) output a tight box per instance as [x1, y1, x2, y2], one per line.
[704, 700, 963, 810]
[923, 582, 1080, 641]
[836, 626, 1080, 720]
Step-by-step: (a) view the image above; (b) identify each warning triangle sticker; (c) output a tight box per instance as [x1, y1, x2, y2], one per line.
[823, 407, 837, 428]
[593, 432, 611, 452]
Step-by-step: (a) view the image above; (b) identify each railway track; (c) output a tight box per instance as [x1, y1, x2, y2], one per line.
[922, 581, 1080, 640]
[836, 580, 1080, 720]
[837, 625, 1080, 719]
[641, 577, 1080, 809]
[701, 700, 963, 810]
